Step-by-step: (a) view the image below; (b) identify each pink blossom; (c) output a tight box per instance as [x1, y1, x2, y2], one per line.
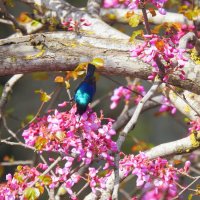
[62, 18, 91, 32]
[103, 0, 119, 8]
[21, 104, 117, 198]
[189, 117, 200, 133]
[184, 161, 191, 172]
[159, 96, 177, 114]
[131, 34, 188, 81]
[58, 101, 68, 107]
[119, 153, 190, 199]
[110, 84, 146, 109]
[103, 0, 130, 8]
[88, 167, 109, 193]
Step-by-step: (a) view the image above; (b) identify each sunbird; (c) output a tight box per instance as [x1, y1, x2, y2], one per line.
[74, 64, 96, 115]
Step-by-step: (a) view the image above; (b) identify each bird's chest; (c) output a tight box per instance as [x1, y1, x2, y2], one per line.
[74, 83, 95, 105]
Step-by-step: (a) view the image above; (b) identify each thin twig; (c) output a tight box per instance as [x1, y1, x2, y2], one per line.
[0, 74, 23, 141]
[119, 188, 132, 200]
[76, 182, 89, 197]
[0, 18, 13, 25]
[118, 104, 129, 120]
[46, 86, 62, 111]
[172, 176, 200, 199]
[112, 80, 160, 200]
[1, 139, 35, 150]
[90, 92, 112, 108]
[40, 154, 56, 177]
[190, 166, 200, 175]
[167, 84, 200, 117]
[118, 80, 160, 149]
[112, 95, 162, 131]
[0, 1, 27, 34]
[141, 1, 151, 34]
[0, 160, 33, 166]
[0, 74, 23, 118]
[16, 102, 45, 135]
[2, 116, 21, 142]
[25, 156, 61, 190]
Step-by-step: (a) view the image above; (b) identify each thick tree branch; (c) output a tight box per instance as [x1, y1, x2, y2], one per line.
[145, 132, 200, 159]
[163, 87, 200, 120]
[0, 32, 200, 94]
[22, 0, 128, 39]
[100, 8, 192, 25]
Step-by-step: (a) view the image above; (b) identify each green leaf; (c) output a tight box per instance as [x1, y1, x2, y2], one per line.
[35, 136, 48, 150]
[129, 30, 143, 43]
[128, 15, 140, 28]
[31, 20, 40, 27]
[39, 175, 52, 186]
[35, 90, 51, 103]
[91, 58, 104, 69]
[188, 193, 193, 200]
[23, 187, 40, 200]
[26, 114, 34, 122]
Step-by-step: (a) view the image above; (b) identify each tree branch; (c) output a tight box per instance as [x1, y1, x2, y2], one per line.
[112, 80, 160, 200]
[163, 87, 200, 120]
[112, 95, 162, 131]
[87, 0, 102, 18]
[0, 0, 27, 34]
[21, 0, 128, 39]
[100, 8, 192, 25]
[0, 74, 23, 140]
[84, 132, 200, 200]
[145, 132, 200, 159]
[0, 160, 33, 166]
[0, 32, 200, 94]
[0, 74, 23, 117]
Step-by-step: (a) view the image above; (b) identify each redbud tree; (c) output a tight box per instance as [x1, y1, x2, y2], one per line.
[0, 0, 200, 199]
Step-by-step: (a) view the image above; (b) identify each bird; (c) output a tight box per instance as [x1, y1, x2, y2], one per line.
[74, 64, 96, 115]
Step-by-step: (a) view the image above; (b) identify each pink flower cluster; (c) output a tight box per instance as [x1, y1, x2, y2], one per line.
[176, 24, 195, 43]
[129, 0, 168, 15]
[188, 117, 200, 133]
[110, 84, 146, 109]
[120, 152, 190, 200]
[0, 166, 42, 199]
[23, 104, 117, 164]
[62, 18, 91, 32]
[159, 96, 176, 115]
[131, 34, 188, 81]
[0, 104, 117, 199]
[88, 167, 111, 193]
[103, 0, 129, 8]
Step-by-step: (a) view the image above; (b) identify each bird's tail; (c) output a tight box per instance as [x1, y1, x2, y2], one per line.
[86, 64, 96, 78]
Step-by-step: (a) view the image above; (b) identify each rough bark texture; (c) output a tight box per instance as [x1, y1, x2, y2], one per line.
[1, 32, 200, 94]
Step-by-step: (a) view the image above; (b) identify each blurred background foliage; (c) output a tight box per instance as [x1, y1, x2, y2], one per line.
[0, 0, 186, 193]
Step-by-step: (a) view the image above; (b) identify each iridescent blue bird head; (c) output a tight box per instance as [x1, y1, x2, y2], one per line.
[85, 64, 96, 78]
